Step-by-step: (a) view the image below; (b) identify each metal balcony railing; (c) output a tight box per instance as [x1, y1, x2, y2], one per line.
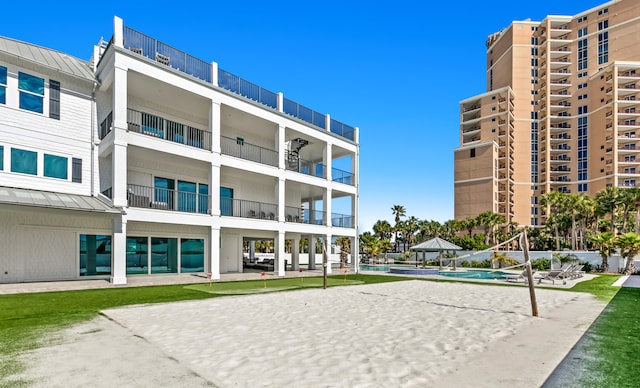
[123, 26, 211, 82]
[127, 184, 210, 214]
[218, 69, 278, 109]
[221, 198, 278, 220]
[285, 151, 326, 178]
[284, 206, 325, 225]
[220, 136, 278, 167]
[332, 213, 354, 228]
[127, 108, 211, 150]
[332, 167, 354, 185]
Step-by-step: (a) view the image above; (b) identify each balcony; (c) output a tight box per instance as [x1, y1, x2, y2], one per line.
[127, 184, 210, 214]
[119, 25, 356, 143]
[220, 136, 278, 167]
[284, 206, 325, 225]
[127, 109, 211, 151]
[221, 198, 278, 220]
[332, 213, 355, 228]
[286, 151, 326, 178]
[332, 167, 355, 185]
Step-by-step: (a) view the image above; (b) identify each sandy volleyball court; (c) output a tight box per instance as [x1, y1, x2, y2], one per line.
[14, 280, 605, 387]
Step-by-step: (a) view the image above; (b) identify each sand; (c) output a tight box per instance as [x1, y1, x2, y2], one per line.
[11, 280, 605, 387]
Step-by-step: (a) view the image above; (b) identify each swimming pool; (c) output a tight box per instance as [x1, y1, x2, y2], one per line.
[438, 270, 508, 280]
[359, 265, 509, 280]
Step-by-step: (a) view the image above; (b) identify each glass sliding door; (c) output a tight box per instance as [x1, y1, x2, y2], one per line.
[181, 238, 204, 273]
[178, 180, 196, 212]
[220, 187, 233, 216]
[79, 234, 112, 276]
[154, 177, 175, 210]
[126, 237, 148, 274]
[198, 184, 209, 214]
[151, 237, 178, 274]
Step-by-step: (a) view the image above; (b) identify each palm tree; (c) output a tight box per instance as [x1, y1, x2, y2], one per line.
[476, 211, 505, 246]
[403, 216, 419, 248]
[566, 193, 589, 250]
[589, 231, 614, 272]
[541, 191, 567, 250]
[614, 232, 640, 275]
[391, 205, 406, 252]
[460, 217, 477, 237]
[595, 186, 624, 234]
[372, 220, 392, 241]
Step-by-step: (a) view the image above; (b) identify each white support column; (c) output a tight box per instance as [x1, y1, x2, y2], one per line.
[209, 226, 220, 280]
[292, 238, 300, 270]
[210, 101, 221, 153]
[112, 65, 128, 131]
[210, 162, 220, 216]
[325, 113, 331, 133]
[278, 124, 286, 170]
[112, 141, 128, 207]
[277, 92, 284, 113]
[325, 140, 332, 182]
[113, 16, 124, 48]
[111, 216, 127, 285]
[351, 236, 359, 273]
[249, 240, 256, 261]
[325, 235, 333, 274]
[211, 61, 219, 87]
[324, 188, 332, 228]
[275, 231, 286, 277]
[309, 236, 316, 270]
[278, 177, 285, 222]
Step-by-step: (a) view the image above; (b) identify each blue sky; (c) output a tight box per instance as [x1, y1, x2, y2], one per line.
[1, 0, 607, 232]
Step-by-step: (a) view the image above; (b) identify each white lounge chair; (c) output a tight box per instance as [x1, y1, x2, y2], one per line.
[504, 269, 536, 284]
[534, 264, 574, 285]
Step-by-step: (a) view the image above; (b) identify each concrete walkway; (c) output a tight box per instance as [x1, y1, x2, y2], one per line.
[0, 269, 327, 295]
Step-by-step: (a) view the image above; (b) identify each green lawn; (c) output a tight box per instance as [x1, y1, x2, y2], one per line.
[1, 273, 638, 387]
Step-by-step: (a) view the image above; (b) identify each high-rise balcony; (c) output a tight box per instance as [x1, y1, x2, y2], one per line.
[220, 136, 278, 167]
[126, 109, 212, 151]
[127, 184, 210, 214]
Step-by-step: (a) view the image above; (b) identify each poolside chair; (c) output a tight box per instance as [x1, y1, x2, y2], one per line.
[504, 269, 536, 284]
[534, 265, 574, 285]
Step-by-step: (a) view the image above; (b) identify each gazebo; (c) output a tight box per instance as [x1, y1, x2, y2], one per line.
[410, 237, 463, 270]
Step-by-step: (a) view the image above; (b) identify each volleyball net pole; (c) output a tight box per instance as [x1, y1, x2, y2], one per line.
[520, 229, 539, 317]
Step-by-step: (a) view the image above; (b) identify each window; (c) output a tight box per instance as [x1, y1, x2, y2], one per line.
[0, 145, 3, 170]
[180, 238, 204, 273]
[49, 80, 60, 120]
[151, 237, 178, 274]
[44, 154, 67, 179]
[10, 148, 37, 175]
[470, 148, 476, 158]
[178, 180, 197, 212]
[72, 158, 82, 183]
[0, 66, 6, 104]
[126, 237, 148, 275]
[598, 31, 609, 64]
[198, 184, 209, 214]
[18, 72, 44, 113]
[79, 234, 112, 276]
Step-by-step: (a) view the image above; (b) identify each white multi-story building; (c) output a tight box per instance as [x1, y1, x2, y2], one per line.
[0, 17, 359, 284]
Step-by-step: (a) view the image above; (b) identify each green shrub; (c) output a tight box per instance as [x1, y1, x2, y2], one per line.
[531, 258, 551, 271]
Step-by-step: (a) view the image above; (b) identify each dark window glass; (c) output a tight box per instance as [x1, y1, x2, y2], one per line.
[79, 234, 112, 276]
[180, 238, 204, 273]
[44, 154, 67, 179]
[11, 148, 37, 175]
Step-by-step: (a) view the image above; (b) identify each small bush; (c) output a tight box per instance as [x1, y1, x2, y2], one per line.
[531, 258, 551, 271]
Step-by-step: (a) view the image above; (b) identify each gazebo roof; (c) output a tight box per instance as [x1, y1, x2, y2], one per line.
[410, 237, 462, 251]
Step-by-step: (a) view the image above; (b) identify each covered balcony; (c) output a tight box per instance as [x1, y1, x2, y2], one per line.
[127, 108, 212, 151]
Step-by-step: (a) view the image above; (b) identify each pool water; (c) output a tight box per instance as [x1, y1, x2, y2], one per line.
[359, 265, 509, 280]
[438, 270, 508, 280]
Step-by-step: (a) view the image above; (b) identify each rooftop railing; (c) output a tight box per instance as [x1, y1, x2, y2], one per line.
[284, 98, 326, 129]
[330, 119, 355, 141]
[123, 26, 211, 83]
[220, 136, 278, 167]
[218, 69, 277, 109]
